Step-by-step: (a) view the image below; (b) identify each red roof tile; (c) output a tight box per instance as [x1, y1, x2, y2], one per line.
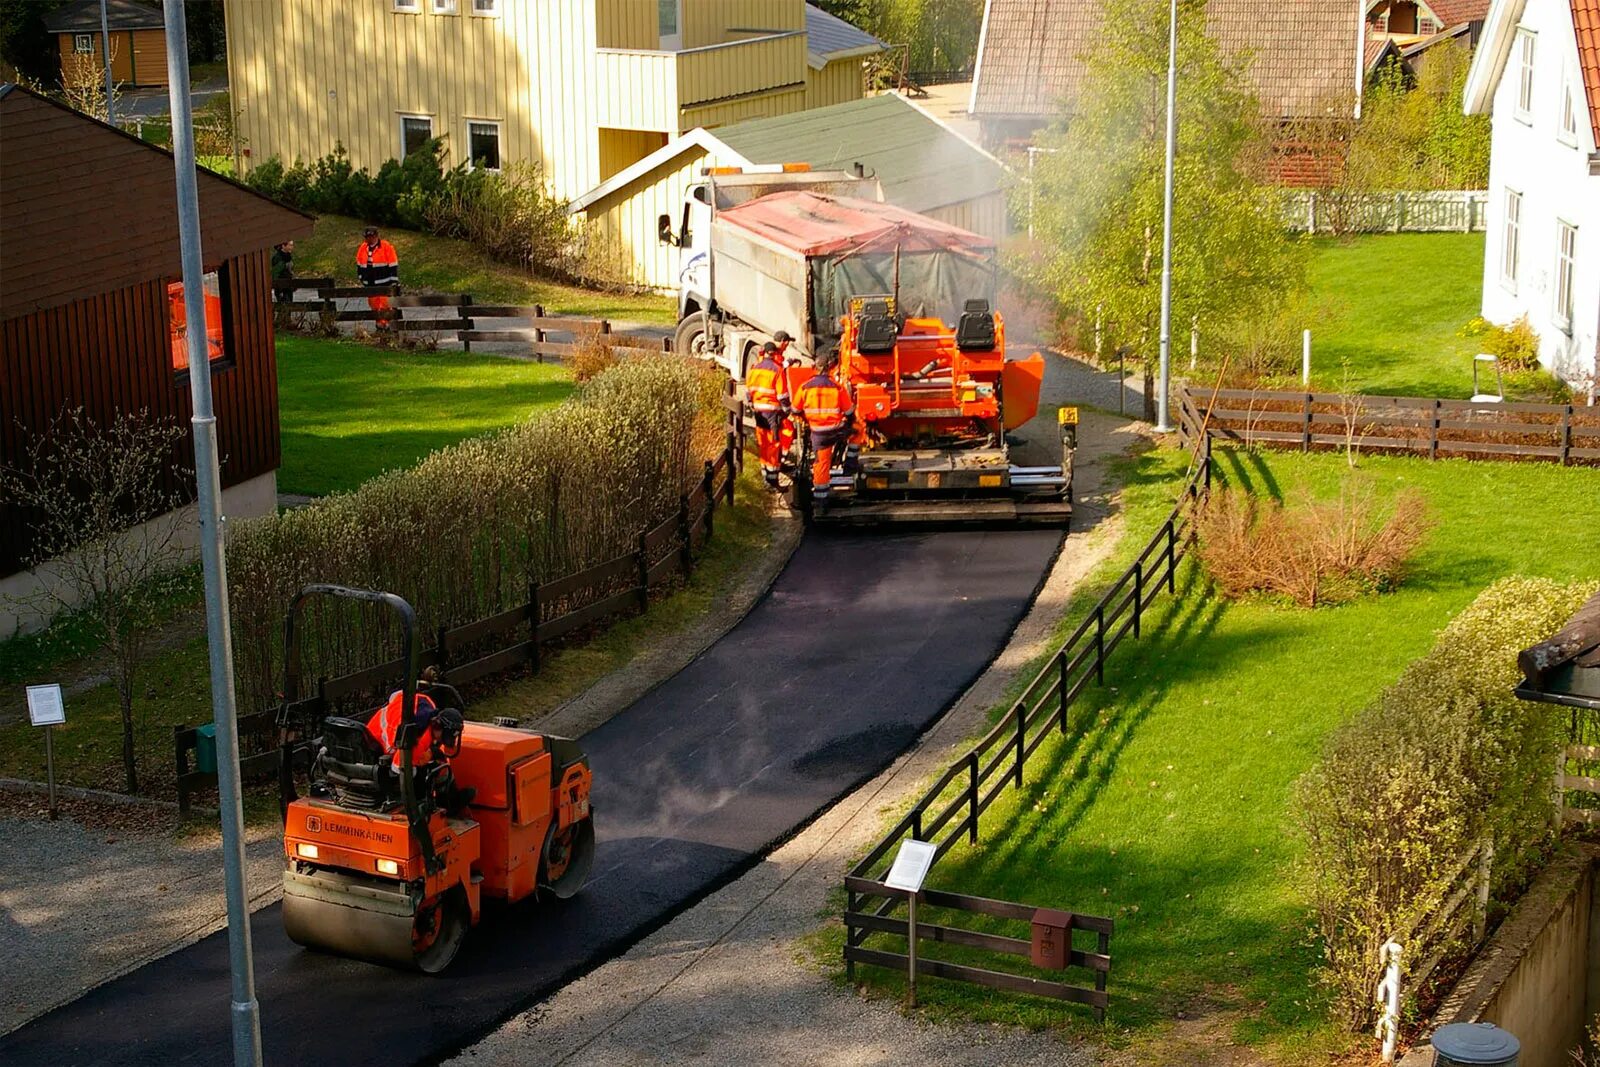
[1425, 0, 1489, 28]
[1576, 0, 1600, 146]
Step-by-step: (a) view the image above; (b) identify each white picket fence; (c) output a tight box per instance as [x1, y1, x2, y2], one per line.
[1285, 190, 1489, 234]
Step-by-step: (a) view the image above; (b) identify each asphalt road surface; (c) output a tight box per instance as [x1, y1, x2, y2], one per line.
[1, 527, 1062, 1067]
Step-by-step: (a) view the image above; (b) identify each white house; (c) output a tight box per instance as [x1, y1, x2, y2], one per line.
[1464, 0, 1600, 396]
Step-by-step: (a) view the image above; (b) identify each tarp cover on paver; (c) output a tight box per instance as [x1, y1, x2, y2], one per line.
[718, 191, 998, 335]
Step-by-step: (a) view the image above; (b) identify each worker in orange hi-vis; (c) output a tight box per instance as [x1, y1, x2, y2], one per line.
[355, 226, 400, 330]
[745, 340, 792, 489]
[771, 330, 798, 459]
[793, 347, 855, 506]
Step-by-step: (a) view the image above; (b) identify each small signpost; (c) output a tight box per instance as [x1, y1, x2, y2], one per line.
[26, 684, 66, 820]
[884, 838, 938, 1007]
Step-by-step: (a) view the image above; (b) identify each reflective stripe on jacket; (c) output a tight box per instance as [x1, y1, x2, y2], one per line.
[356, 240, 400, 286]
[795, 373, 852, 430]
[745, 356, 790, 412]
[365, 689, 436, 768]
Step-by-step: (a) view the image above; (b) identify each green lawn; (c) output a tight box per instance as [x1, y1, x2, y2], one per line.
[841, 447, 1600, 1057]
[275, 335, 575, 495]
[1304, 233, 1561, 402]
[295, 214, 677, 325]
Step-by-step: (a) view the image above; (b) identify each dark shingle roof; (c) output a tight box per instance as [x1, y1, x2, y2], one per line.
[44, 0, 165, 33]
[715, 94, 1007, 213]
[805, 3, 886, 58]
[971, 0, 1365, 121]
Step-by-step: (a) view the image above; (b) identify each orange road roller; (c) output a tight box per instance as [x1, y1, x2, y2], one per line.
[275, 585, 595, 973]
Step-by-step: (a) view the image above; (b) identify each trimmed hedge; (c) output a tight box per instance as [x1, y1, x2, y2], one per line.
[226, 354, 724, 711]
[1295, 576, 1600, 1028]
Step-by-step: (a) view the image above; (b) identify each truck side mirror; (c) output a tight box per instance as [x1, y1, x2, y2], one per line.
[657, 214, 677, 246]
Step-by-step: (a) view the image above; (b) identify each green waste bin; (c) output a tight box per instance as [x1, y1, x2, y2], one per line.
[195, 723, 218, 775]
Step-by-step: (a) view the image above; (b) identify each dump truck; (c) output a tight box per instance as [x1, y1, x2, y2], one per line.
[660, 167, 1073, 525]
[276, 586, 595, 973]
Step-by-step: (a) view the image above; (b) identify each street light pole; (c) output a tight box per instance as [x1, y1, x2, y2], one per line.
[162, 4, 263, 1065]
[1155, 0, 1179, 433]
[97, 0, 114, 124]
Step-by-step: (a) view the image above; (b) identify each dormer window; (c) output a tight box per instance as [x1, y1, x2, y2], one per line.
[1560, 80, 1580, 145]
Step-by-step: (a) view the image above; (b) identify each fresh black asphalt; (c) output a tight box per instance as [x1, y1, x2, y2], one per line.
[1, 527, 1062, 1066]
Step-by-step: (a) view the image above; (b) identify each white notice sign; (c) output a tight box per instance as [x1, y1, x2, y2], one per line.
[25, 684, 66, 727]
[884, 838, 938, 893]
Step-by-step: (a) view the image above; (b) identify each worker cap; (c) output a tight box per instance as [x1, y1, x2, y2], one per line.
[815, 347, 839, 369]
[760, 341, 779, 355]
[774, 330, 793, 343]
[363, 226, 379, 237]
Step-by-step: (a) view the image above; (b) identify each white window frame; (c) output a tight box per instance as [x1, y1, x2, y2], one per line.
[431, 0, 457, 12]
[73, 33, 93, 54]
[1514, 29, 1535, 122]
[1555, 220, 1577, 332]
[470, 0, 500, 16]
[658, 0, 683, 50]
[1417, 15, 1438, 34]
[1559, 76, 1580, 146]
[465, 119, 503, 172]
[393, 0, 421, 11]
[1501, 188, 1522, 291]
[399, 113, 434, 159]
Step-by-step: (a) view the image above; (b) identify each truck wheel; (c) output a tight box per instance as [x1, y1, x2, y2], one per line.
[674, 312, 709, 361]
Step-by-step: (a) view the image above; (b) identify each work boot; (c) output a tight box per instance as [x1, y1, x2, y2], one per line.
[764, 468, 780, 489]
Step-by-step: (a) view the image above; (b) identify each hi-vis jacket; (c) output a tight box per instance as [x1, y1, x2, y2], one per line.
[795, 372, 853, 431]
[745, 355, 791, 413]
[356, 240, 400, 286]
[365, 689, 436, 769]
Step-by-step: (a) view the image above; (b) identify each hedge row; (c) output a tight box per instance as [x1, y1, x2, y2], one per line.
[1295, 575, 1600, 1028]
[226, 354, 725, 711]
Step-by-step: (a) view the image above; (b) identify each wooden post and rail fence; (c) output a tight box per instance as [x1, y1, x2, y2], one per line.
[270, 277, 673, 361]
[175, 384, 746, 812]
[841, 436, 1216, 1020]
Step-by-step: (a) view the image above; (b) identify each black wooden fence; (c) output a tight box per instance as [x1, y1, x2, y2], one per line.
[175, 388, 747, 811]
[842, 436, 1216, 1017]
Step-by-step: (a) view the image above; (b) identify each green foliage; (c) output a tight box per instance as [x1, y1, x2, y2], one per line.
[1461, 314, 1541, 371]
[1343, 45, 1490, 191]
[860, 0, 984, 71]
[1020, 0, 1306, 368]
[1295, 576, 1597, 1029]
[226, 354, 725, 711]
[0, 0, 66, 83]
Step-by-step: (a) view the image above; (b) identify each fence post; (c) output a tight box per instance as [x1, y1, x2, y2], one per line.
[1014, 703, 1025, 787]
[1058, 649, 1069, 731]
[460, 294, 474, 353]
[701, 460, 716, 541]
[1561, 405, 1573, 465]
[1392, 192, 1405, 233]
[635, 530, 650, 613]
[1429, 399, 1441, 460]
[1308, 190, 1318, 234]
[1375, 941, 1403, 1063]
[1302, 392, 1313, 452]
[1473, 838, 1494, 944]
[678, 494, 693, 576]
[533, 303, 545, 363]
[1094, 606, 1106, 685]
[528, 579, 541, 672]
[1132, 561, 1143, 638]
[724, 433, 738, 501]
[968, 753, 979, 842]
[1166, 521, 1177, 592]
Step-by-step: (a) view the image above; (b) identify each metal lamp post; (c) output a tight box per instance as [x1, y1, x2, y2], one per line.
[97, 0, 115, 124]
[1154, 0, 1180, 433]
[162, 3, 263, 1064]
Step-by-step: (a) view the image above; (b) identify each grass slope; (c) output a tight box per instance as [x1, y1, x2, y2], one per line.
[1306, 233, 1494, 399]
[843, 448, 1600, 1057]
[294, 214, 676, 324]
[275, 335, 575, 496]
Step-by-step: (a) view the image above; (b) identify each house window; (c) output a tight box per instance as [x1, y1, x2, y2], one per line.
[1515, 30, 1535, 121]
[1555, 221, 1577, 330]
[394, 0, 420, 11]
[432, 0, 457, 11]
[470, 0, 499, 15]
[400, 115, 433, 158]
[73, 33, 93, 54]
[1418, 15, 1438, 33]
[658, 0, 682, 49]
[1501, 189, 1521, 289]
[168, 271, 229, 372]
[467, 120, 501, 170]
[1560, 80, 1580, 145]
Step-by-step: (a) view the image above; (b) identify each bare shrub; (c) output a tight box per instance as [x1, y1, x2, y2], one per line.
[1195, 478, 1431, 607]
[0, 409, 192, 793]
[570, 330, 621, 383]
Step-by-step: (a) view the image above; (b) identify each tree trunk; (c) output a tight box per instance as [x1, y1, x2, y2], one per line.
[1143, 364, 1157, 423]
[118, 685, 138, 794]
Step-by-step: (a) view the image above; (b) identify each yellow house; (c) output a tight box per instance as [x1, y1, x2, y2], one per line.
[571, 94, 1014, 290]
[223, 0, 885, 201]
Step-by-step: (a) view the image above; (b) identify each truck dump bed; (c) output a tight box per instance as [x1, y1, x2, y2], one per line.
[711, 191, 996, 355]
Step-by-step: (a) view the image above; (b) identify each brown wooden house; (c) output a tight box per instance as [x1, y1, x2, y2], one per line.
[0, 83, 312, 630]
[44, 0, 170, 90]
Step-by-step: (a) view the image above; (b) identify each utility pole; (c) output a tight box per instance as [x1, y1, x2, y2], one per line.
[1155, 0, 1179, 433]
[162, 4, 263, 1065]
[98, 0, 114, 124]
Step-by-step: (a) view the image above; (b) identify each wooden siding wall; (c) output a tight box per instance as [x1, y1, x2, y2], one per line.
[681, 86, 807, 131]
[598, 127, 670, 181]
[225, 0, 599, 200]
[925, 193, 1011, 245]
[595, 0, 656, 48]
[677, 32, 807, 110]
[805, 58, 865, 109]
[0, 249, 281, 576]
[593, 49, 680, 133]
[585, 146, 730, 289]
[57, 30, 170, 86]
[684, 0, 802, 48]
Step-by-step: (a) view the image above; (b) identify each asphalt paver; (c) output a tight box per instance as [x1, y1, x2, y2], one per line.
[0, 527, 1061, 1067]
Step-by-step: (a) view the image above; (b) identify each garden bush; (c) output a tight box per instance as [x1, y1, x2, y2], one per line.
[1195, 477, 1430, 607]
[1295, 577, 1598, 1029]
[1461, 314, 1541, 372]
[226, 354, 724, 710]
